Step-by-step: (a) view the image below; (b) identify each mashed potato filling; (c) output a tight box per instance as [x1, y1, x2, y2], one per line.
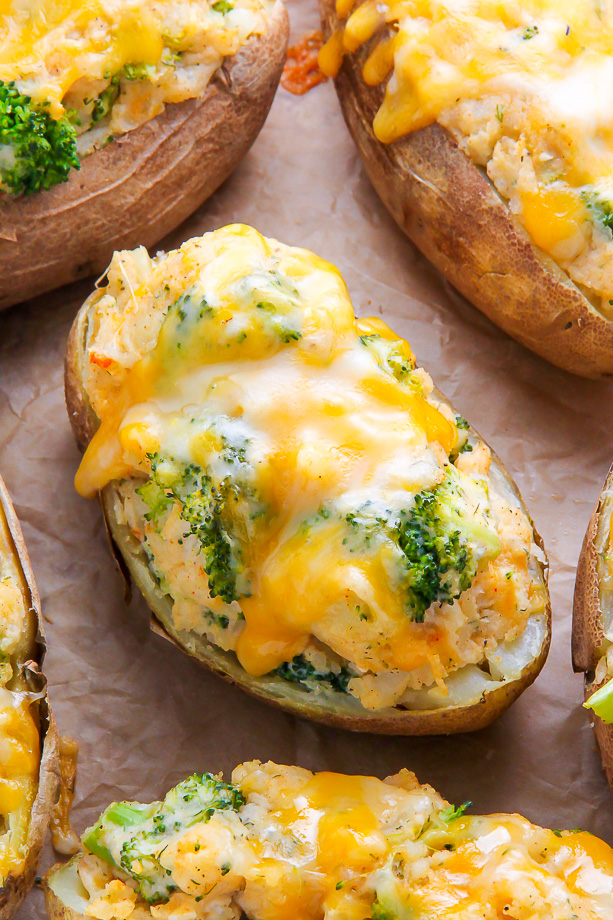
[320, 0, 613, 317]
[0, 0, 274, 158]
[75, 224, 547, 712]
[49, 760, 613, 920]
[0, 503, 40, 884]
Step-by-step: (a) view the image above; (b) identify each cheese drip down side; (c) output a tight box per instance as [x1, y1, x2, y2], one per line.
[75, 223, 547, 710]
[49, 760, 613, 920]
[319, 0, 613, 315]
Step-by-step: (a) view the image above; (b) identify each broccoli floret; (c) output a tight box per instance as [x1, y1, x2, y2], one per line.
[138, 456, 243, 604]
[439, 801, 471, 823]
[122, 62, 156, 81]
[371, 903, 398, 920]
[396, 486, 475, 622]
[0, 81, 79, 195]
[90, 76, 120, 125]
[83, 773, 245, 904]
[276, 653, 351, 693]
[582, 191, 613, 232]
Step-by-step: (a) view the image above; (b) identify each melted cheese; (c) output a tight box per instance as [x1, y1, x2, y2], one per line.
[319, 0, 613, 310]
[0, 506, 40, 884]
[75, 224, 546, 706]
[68, 761, 613, 920]
[0, 0, 273, 150]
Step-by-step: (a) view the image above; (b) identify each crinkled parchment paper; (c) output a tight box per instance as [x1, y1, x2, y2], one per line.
[3, 1, 613, 915]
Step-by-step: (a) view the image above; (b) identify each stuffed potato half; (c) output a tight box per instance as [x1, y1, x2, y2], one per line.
[65, 223, 550, 735]
[319, 0, 613, 378]
[45, 759, 613, 920]
[0, 0, 288, 310]
[0, 475, 59, 919]
[572, 461, 613, 790]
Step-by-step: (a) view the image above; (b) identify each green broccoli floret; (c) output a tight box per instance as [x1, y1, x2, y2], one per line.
[581, 191, 613, 232]
[138, 456, 242, 604]
[82, 773, 245, 904]
[0, 80, 79, 195]
[275, 653, 351, 693]
[90, 76, 120, 125]
[395, 469, 500, 622]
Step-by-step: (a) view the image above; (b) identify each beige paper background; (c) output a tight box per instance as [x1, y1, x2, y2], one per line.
[3, 0, 613, 914]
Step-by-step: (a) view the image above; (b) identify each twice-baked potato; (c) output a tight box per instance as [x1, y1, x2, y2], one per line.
[44, 758, 613, 920]
[573, 461, 613, 789]
[0, 0, 288, 310]
[319, 0, 613, 377]
[65, 223, 550, 735]
[0, 475, 59, 918]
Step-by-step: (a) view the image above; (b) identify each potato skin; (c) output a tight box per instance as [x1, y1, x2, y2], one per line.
[44, 867, 86, 920]
[573, 462, 613, 790]
[65, 290, 551, 735]
[319, 0, 613, 378]
[0, 2, 288, 312]
[0, 477, 60, 920]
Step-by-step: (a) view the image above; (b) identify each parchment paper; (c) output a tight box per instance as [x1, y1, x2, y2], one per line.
[3, 0, 613, 914]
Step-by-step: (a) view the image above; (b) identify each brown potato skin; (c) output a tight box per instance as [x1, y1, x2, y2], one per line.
[319, 0, 613, 378]
[572, 462, 613, 790]
[0, 2, 288, 312]
[64, 288, 551, 735]
[0, 476, 60, 920]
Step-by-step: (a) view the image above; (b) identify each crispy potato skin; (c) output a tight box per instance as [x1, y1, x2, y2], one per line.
[0, 2, 288, 312]
[0, 477, 60, 920]
[319, 0, 613, 378]
[64, 294, 551, 735]
[573, 462, 613, 790]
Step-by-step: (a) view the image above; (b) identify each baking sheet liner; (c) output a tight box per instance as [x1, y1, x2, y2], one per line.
[2, 0, 613, 913]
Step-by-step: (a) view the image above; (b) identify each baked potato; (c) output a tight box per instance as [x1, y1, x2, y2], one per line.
[572, 461, 613, 790]
[44, 758, 613, 920]
[65, 223, 550, 735]
[318, 0, 613, 378]
[0, 0, 288, 311]
[0, 474, 59, 918]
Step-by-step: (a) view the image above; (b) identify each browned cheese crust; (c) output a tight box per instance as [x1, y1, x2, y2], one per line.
[319, 0, 613, 378]
[573, 462, 613, 791]
[0, 1, 289, 312]
[64, 295, 551, 735]
[0, 476, 60, 920]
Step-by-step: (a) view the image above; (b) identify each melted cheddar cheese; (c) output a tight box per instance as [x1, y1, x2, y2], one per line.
[0, 0, 273, 166]
[320, 0, 613, 315]
[75, 224, 547, 712]
[52, 760, 613, 920]
[0, 505, 40, 886]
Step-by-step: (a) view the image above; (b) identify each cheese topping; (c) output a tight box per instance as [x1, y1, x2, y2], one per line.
[50, 760, 613, 920]
[75, 224, 547, 712]
[0, 0, 273, 177]
[0, 504, 40, 885]
[320, 0, 613, 315]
